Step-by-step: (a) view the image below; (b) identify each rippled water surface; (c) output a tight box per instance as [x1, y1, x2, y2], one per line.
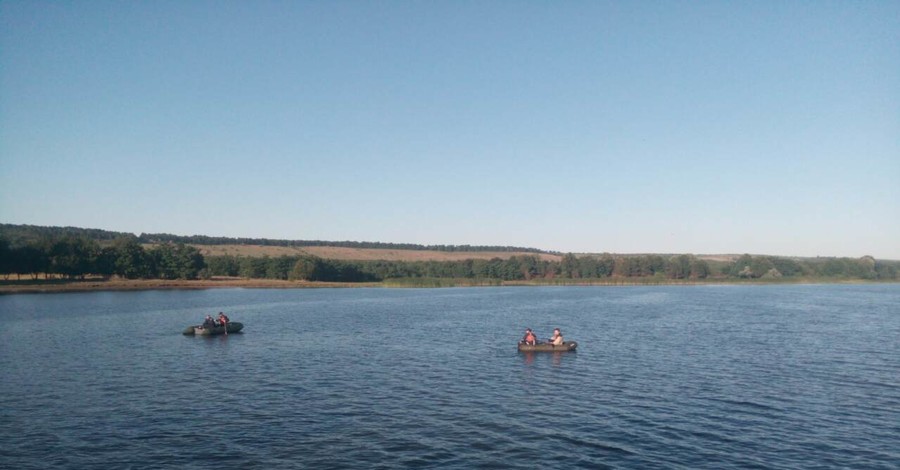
[1, 285, 898, 469]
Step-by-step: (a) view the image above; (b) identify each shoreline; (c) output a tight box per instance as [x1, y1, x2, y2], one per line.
[0, 277, 892, 294]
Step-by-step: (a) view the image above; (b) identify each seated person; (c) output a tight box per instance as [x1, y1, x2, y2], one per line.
[218, 312, 229, 326]
[202, 315, 216, 328]
[521, 328, 537, 345]
[548, 328, 564, 346]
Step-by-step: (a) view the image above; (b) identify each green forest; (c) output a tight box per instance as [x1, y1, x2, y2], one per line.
[0, 223, 548, 254]
[1, 224, 898, 283]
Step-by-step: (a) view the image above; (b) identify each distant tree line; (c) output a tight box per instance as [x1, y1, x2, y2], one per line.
[0, 224, 550, 254]
[201, 253, 900, 282]
[140, 233, 551, 254]
[726, 254, 899, 280]
[0, 224, 127, 246]
[1, 224, 897, 283]
[0, 235, 204, 280]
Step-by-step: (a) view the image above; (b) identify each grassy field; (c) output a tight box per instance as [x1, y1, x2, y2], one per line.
[189, 244, 564, 262]
[185, 244, 743, 263]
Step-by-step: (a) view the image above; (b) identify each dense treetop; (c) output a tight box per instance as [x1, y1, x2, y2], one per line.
[0, 224, 551, 254]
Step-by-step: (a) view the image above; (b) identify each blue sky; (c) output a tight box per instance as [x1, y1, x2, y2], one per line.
[2, 1, 898, 258]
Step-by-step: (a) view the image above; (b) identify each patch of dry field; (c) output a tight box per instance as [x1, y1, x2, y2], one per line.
[192, 244, 562, 262]
[697, 254, 740, 262]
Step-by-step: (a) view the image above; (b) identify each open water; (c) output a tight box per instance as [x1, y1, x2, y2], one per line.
[1, 284, 898, 469]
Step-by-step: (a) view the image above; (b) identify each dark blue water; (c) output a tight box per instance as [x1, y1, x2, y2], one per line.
[1, 285, 898, 469]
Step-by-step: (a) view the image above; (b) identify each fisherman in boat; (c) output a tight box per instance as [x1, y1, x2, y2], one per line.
[548, 328, 564, 346]
[521, 328, 537, 345]
[217, 312, 229, 328]
[202, 315, 216, 329]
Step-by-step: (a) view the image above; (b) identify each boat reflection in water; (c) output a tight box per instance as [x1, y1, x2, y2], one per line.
[519, 344, 578, 367]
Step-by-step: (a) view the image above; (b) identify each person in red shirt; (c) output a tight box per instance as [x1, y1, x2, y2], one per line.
[521, 328, 537, 345]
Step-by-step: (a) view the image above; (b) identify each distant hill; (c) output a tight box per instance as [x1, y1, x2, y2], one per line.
[195, 244, 563, 262]
[1, 223, 893, 264]
[0, 223, 555, 261]
[2, 223, 896, 282]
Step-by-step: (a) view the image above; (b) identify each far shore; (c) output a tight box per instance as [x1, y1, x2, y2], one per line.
[0, 277, 382, 294]
[0, 276, 891, 294]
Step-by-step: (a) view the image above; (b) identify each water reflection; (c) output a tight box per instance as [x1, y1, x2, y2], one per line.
[521, 350, 534, 365]
[519, 350, 574, 366]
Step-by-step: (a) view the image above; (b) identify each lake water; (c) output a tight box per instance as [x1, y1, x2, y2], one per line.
[1, 284, 898, 469]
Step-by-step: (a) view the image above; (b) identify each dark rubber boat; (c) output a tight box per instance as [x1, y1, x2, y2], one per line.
[182, 322, 244, 336]
[518, 341, 577, 352]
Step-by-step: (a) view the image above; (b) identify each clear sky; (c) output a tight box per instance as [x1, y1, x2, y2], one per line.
[1, 1, 898, 259]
